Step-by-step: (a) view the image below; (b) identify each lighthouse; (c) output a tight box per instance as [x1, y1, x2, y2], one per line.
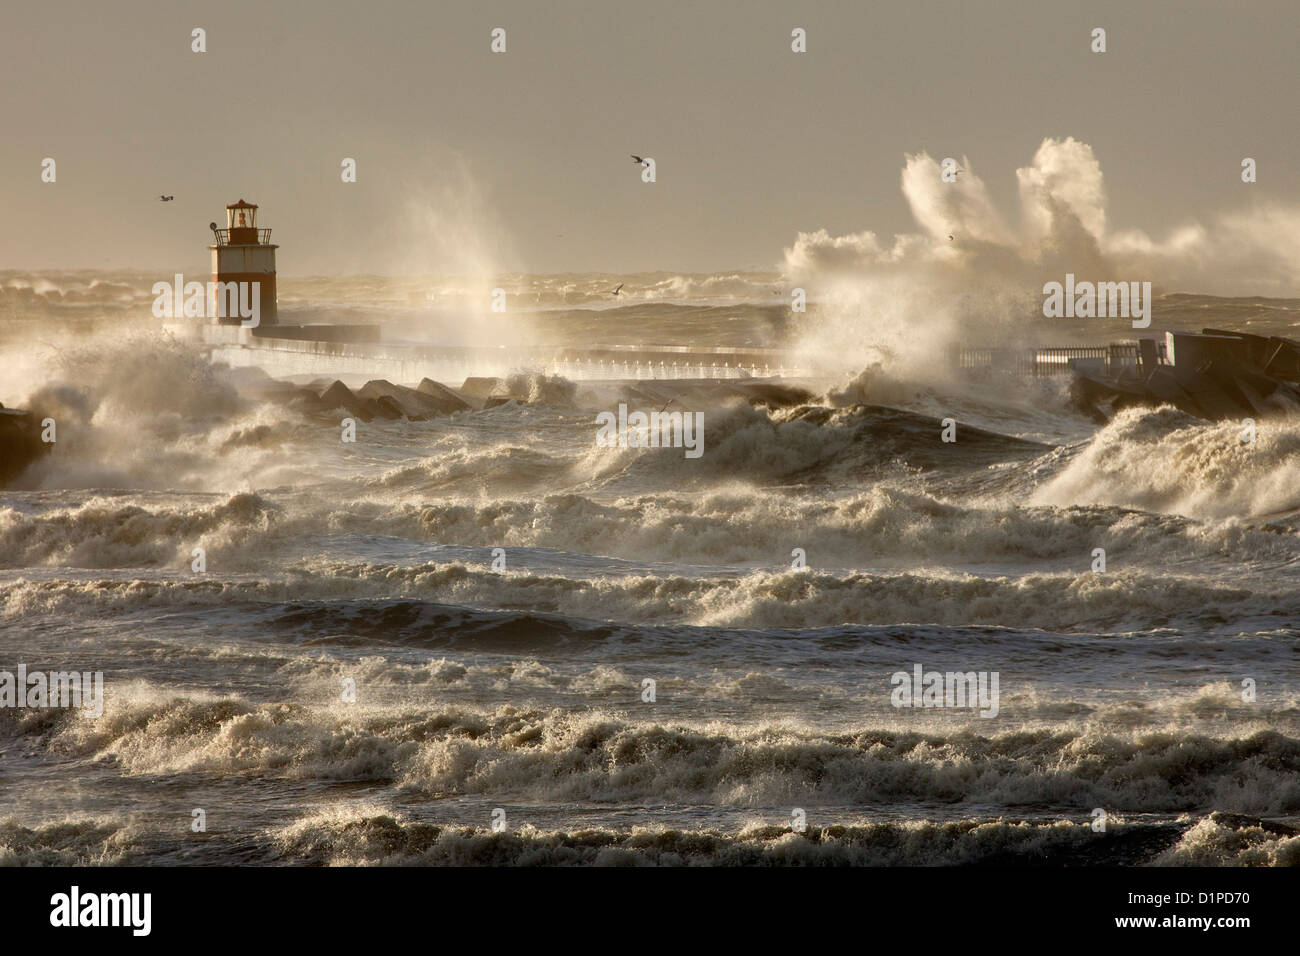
[208, 199, 278, 325]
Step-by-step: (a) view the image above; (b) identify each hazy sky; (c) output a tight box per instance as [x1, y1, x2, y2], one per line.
[4, 0, 1298, 276]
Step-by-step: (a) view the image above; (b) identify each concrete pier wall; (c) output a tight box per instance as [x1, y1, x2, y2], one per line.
[201, 325, 802, 384]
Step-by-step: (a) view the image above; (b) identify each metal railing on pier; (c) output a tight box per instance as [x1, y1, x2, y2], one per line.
[951, 342, 1166, 377]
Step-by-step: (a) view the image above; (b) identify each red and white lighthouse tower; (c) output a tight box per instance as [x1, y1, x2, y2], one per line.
[209, 199, 278, 325]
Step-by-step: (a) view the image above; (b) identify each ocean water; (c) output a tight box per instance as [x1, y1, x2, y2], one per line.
[2, 272, 1299, 866]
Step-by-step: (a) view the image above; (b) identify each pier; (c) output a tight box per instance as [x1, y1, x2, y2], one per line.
[198, 323, 807, 384]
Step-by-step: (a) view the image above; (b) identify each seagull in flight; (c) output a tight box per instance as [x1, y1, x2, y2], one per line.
[608, 283, 624, 297]
[158, 195, 174, 201]
[630, 155, 648, 166]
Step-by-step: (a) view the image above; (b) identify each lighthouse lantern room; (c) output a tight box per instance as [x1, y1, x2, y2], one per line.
[209, 199, 278, 325]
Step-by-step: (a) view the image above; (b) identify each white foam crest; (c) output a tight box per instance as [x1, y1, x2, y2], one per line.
[1032, 405, 1300, 519]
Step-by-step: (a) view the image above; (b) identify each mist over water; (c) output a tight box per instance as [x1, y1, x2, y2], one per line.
[783, 137, 1300, 378]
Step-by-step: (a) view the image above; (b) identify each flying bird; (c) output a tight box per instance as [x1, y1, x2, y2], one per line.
[608, 283, 624, 297]
[158, 195, 174, 201]
[630, 155, 648, 166]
